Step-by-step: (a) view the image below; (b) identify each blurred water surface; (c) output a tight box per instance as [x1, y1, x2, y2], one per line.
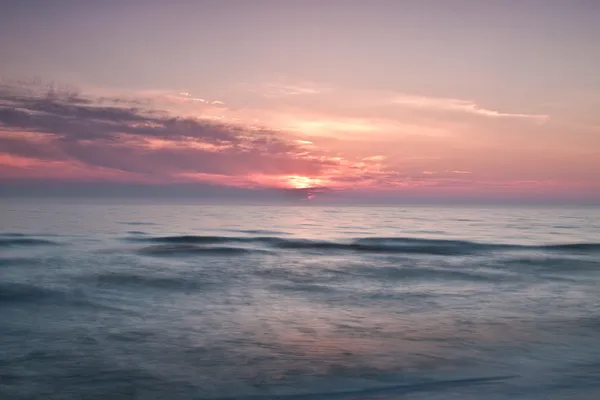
[1, 201, 599, 399]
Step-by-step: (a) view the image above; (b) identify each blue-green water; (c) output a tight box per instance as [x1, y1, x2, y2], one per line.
[1, 201, 599, 399]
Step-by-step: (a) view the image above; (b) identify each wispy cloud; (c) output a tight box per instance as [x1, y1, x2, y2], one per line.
[245, 80, 329, 98]
[242, 80, 548, 124]
[267, 84, 322, 96]
[391, 94, 548, 122]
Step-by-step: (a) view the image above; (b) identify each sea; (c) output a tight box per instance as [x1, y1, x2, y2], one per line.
[1, 200, 599, 399]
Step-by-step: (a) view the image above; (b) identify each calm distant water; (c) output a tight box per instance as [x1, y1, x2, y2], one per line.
[1, 200, 600, 399]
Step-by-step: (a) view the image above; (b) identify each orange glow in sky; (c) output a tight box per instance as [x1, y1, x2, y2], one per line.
[284, 175, 325, 189]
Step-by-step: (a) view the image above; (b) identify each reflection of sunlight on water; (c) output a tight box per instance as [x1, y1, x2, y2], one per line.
[176, 280, 566, 381]
[213, 293, 487, 373]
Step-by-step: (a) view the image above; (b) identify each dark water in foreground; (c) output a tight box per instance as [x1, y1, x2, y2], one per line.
[1, 201, 600, 399]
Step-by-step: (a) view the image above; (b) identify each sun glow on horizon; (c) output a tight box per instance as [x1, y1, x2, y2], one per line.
[285, 175, 324, 189]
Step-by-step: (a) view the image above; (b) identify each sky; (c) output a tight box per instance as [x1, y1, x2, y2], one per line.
[1, 0, 599, 203]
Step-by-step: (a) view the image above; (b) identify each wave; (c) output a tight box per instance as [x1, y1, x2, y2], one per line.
[0, 281, 127, 311]
[129, 234, 600, 256]
[500, 256, 600, 272]
[210, 375, 517, 400]
[0, 257, 38, 267]
[541, 243, 600, 252]
[349, 264, 512, 283]
[130, 235, 489, 255]
[0, 238, 59, 247]
[138, 244, 272, 257]
[0, 282, 60, 303]
[227, 229, 289, 235]
[136, 235, 253, 244]
[269, 282, 336, 294]
[89, 271, 207, 290]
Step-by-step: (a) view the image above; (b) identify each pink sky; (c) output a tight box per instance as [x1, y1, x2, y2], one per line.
[0, 79, 598, 201]
[1, 1, 599, 202]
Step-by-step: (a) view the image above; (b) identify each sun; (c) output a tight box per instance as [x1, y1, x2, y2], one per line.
[285, 175, 323, 189]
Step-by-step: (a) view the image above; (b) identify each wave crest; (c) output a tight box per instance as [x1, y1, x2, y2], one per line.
[138, 244, 271, 257]
[127, 235, 600, 256]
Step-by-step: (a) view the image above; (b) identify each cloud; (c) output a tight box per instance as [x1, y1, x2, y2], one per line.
[0, 81, 446, 191]
[362, 155, 386, 162]
[391, 94, 548, 122]
[3, 80, 591, 199]
[3, 81, 471, 191]
[0, 81, 338, 184]
[240, 80, 548, 125]
[244, 80, 329, 98]
[268, 84, 322, 96]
